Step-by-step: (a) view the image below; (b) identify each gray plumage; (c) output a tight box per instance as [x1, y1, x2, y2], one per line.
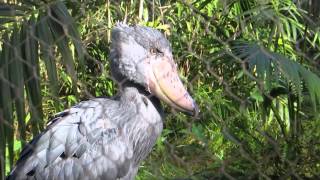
[7, 23, 197, 180]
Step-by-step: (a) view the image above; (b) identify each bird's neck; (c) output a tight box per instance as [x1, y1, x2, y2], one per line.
[119, 81, 163, 116]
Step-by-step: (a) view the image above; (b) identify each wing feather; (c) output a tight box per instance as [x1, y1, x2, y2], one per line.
[8, 98, 134, 180]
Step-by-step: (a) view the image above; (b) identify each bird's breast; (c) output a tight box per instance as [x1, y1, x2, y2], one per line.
[122, 91, 163, 166]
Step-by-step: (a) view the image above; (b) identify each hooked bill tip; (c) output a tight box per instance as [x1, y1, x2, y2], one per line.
[192, 101, 200, 118]
[181, 100, 199, 118]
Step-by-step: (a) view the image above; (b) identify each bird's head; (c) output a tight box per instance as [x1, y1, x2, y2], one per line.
[110, 23, 198, 116]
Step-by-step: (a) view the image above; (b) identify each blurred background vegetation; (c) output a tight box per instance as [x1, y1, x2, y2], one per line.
[0, 0, 320, 179]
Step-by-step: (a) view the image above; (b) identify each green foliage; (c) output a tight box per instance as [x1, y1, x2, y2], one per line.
[0, 1, 85, 176]
[1, 0, 320, 179]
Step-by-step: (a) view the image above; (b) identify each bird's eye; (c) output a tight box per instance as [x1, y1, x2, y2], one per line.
[150, 48, 163, 56]
[150, 48, 156, 54]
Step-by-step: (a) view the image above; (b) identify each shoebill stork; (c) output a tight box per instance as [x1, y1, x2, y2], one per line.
[7, 23, 198, 180]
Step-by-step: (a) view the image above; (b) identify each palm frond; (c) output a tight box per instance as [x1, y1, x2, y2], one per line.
[36, 12, 60, 110]
[7, 25, 23, 170]
[22, 16, 44, 135]
[231, 41, 320, 110]
[0, 3, 26, 16]
[50, 2, 85, 66]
